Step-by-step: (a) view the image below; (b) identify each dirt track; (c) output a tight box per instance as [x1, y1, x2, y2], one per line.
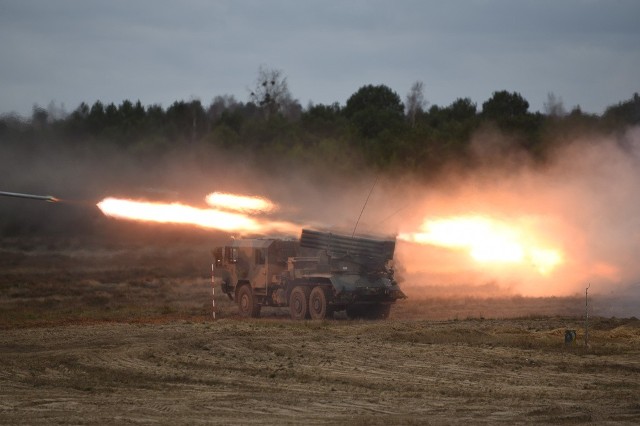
[1, 238, 640, 424]
[3, 318, 640, 424]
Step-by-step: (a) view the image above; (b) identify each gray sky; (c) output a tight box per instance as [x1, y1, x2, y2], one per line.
[1, 0, 638, 117]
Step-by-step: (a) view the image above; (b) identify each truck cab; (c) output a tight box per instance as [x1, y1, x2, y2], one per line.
[213, 239, 297, 312]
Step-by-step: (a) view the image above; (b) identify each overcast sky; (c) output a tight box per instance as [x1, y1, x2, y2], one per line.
[1, 0, 638, 118]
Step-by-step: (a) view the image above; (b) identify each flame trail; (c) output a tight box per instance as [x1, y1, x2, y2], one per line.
[398, 215, 563, 275]
[97, 190, 564, 276]
[205, 192, 276, 213]
[96, 193, 298, 235]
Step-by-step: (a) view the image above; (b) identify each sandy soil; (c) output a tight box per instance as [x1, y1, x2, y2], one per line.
[1, 237, 640, 424]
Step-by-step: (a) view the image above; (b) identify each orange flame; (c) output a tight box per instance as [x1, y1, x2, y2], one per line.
[205, 192, 276, 213]
[399, 215, 563, 275]
[96, 194, 298, 235]
[97, 191, 564, 276]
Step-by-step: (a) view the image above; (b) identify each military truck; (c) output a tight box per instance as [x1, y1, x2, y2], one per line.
[212, 229, 405, 320]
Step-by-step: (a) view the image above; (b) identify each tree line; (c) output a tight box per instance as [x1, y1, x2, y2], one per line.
[2, 67, 639, 178]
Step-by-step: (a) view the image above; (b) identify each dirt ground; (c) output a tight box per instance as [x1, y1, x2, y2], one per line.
[1, 234, 640, 424]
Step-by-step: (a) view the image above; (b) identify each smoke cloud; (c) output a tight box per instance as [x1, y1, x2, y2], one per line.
[386, 126, 640, 300]
[2, 125, 640, 308]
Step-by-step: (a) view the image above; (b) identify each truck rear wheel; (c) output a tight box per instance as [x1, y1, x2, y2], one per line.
[237, 285, 260, 318]
[309, 286, 332, 320]
[372, 304, 391, 319]
[347, 304, 390, 320]
[289, 286, 310, 320]
[346, 305, 363, 320]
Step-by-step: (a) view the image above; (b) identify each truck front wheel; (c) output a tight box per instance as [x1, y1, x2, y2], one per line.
[289, 286, 310, 320]
[237, 285, 260, 318]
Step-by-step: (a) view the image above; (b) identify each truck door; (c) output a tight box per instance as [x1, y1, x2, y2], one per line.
[252, 248, 267, 289]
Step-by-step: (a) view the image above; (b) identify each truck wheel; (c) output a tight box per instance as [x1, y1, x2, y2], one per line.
[237, 285, 260, 318]
[309, 286, 331, 320]
[373, 304, 391, 319]
[289, 286, 310, 320]
[347, 304, 390, 320]
[346, 305, 363, 320]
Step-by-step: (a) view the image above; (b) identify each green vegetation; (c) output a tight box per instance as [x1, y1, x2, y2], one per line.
[3, 69, 639, 178]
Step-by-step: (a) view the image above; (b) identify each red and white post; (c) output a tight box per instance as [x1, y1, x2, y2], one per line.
[211, 263, 216, 320]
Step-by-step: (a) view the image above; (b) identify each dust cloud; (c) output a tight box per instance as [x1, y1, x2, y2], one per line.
[2, 126, 640, 309]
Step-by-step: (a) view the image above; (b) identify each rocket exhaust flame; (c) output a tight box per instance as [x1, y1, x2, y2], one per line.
[96, 186, 566, 287]
[97, 189, 564, 274]
[96, 193, 298, 235]
[398, 215, 563, 275]
[204, 192, 276, 213]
